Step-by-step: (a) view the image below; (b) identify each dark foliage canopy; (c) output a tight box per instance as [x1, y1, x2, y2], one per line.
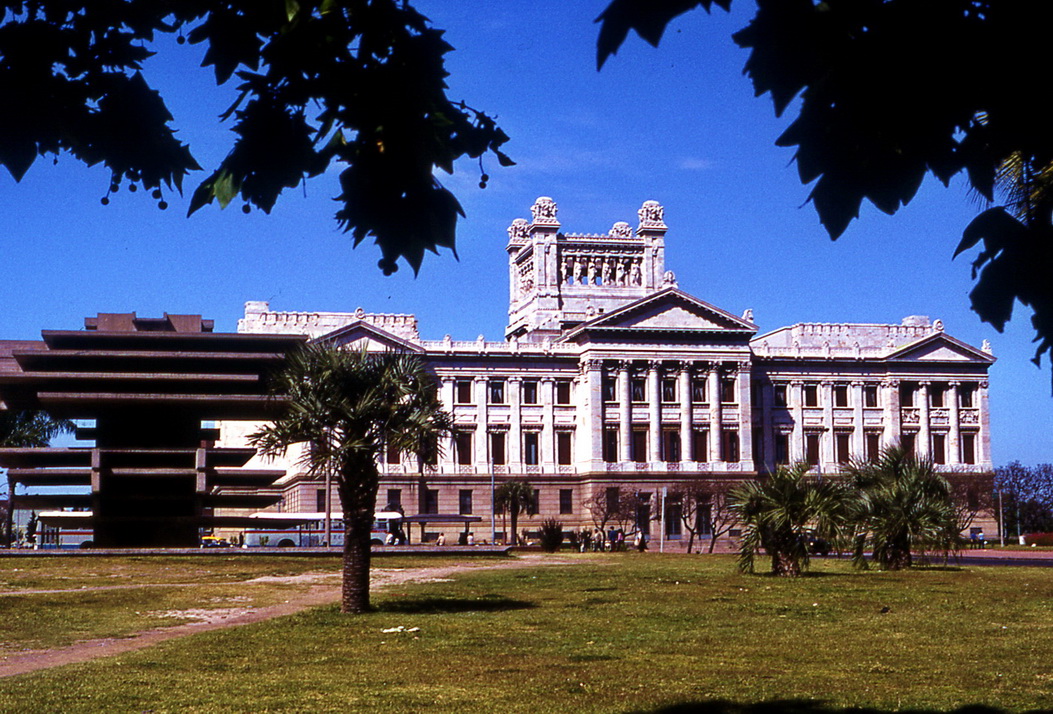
[597, 0, 1053, 371]
[0, 0, 511, 274]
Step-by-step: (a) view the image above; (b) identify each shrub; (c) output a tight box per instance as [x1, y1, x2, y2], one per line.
[538, 519, 564, 553]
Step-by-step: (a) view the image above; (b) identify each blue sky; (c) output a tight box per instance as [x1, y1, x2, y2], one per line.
[0, 3, 1049, 465]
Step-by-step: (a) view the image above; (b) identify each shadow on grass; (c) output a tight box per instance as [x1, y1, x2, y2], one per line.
[632, 699, 1051, 714]
[377, 595, 535, 614]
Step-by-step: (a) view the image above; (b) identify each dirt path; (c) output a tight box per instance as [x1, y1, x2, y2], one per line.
[0, 555, 578, 679]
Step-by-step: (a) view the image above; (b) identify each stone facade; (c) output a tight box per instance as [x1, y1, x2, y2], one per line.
[226, 198, 996, 547]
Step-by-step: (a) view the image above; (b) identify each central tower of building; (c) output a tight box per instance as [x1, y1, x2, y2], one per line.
[505, 197, 673, 342]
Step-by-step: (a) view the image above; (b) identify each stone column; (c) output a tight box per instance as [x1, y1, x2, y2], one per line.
[475, 376, 488, 469]
[708, 365, 722, 464]
[737, 362, 753, 469]
[851, 381, 865, 460]
[648, 361, 661, 463]
[821, 380, 834, 466]
[947, 380, 961, 465]
[883, 379, 901, 448]
[440, 377, 456, 473]
[618, 362, 631, 463]
[761, 379, 774, 472]
[508, 376, 522, 471]
[790, 380, 805, 462]
[978, 379, 991, 466]
[678, 362, 692, 462]
[584, 361, 604, 464]
[541, 376, 555, 469]
[918, 381, 931, 458]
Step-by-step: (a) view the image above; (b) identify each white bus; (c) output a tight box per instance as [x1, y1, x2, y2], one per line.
[242, 511, 404, 547]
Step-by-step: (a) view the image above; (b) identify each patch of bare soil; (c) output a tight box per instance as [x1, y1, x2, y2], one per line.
[0, 554, 580, 678]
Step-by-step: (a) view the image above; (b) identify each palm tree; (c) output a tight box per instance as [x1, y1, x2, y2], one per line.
[731, 464, 850, 577]
[494, 479, 534, 546]
[251, 343, 450, 613]
[846, 445, 959, 570]
[1, 410, 75, 547]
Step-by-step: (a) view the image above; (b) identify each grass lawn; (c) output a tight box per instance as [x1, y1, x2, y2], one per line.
[1, 554, 1052, 713]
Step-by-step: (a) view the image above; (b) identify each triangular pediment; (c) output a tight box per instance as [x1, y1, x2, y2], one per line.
[313, 321, 424, 353]
[886, 333, 994, 364]
[563, 288, 756, 340]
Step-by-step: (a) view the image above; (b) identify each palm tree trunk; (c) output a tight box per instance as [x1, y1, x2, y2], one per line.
[341, 516, 372, 613]
[510, 509, 519, 546]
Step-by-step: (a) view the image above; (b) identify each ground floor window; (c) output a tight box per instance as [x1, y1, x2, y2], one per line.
[423, 488, 439, 514]
[665, 497, 682, 539]
[835, 432, 851, 465]
[805, 433, 821, 466]
[459, 489, 473, 515]
[961, 433, 976, 464]
[559, 488, 573, 515]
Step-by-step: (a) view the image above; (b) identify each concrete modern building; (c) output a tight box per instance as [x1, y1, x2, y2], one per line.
[229, 197, 997, 548]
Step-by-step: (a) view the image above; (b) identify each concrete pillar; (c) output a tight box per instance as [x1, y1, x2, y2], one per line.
[737, 362, 753, 469]
[441, 377, 456, 472]
[708, 365, 722, 464]
[584, 361, 604, 463]
[761, 379, 774, 472]
[475, 377, 488, 468]
[883, 378, 901, 448]
[618, 362, 631, 464]
[978, 379, 992, 466]
[851, 381, 865, 460]
[508, 376, 522, 471]
[918, 381, 931, 458]
[948, 380, 961, 465]
[541, 377, 555, 468]
[821, 381, 834, 466]
[648, 361, 661, 463]
[678, 362, 692, 462]
[791, 380, 805, 462]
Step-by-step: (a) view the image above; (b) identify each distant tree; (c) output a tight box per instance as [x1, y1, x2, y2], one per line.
[494, 479, 534, 546]
[846, 447, 960, 570]
[1, 410, 74, 546]
[672, 478, 739, 553]
[597, 1, 1053, 373]
[731, 463, 849, 577]
[583, 487, 624, 535]
[251, 344, 450, 613]
[994, 461, 1053, 537]
[946, 472, 994, 541]
[0, 1, 511, 274]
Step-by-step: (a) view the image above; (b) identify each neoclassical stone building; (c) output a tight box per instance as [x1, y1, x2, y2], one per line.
[228, 197, 996, 547]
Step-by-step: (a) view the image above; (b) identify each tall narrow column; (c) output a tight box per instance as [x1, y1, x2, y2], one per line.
[948, 380, 961, 465]
[541, 377, 555, 469]
[978, 379, 991, 466]
[678, 362, 692, 462]
[708, 365, 722, 464]
[737, 362, 753, 470]
[508, 376, 522, 471]
[648, 361, 661, 463]
[918, 381, 931, 458]
[440, 377, 456, 473]
[851, 381, 865, 460]
[761, 379, 774, 472]
[475, 376, 489, 469]
[821, 380, 834, 466]
[585, 361, 604, 464]
[618, 362, 631, 464]
[791, 380, 805, 462]
[883, 378, 901, 448]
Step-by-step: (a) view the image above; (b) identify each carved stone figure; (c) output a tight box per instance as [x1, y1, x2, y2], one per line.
[629, 260, 642, 286]
[507, 218, 530, 242]
[573, 256, 585, 284]
[616, 259, 627, 285]
[601, 258, 612, 285]
[742, 308, 753, 322]
[587, 258, 597, 285]
[663, 270, 678, 287]
[637, 200, 665, 226]
[609, 221, 633, 239]
[531, 196, 558, 224]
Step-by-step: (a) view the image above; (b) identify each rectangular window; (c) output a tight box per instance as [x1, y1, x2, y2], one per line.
[691, 379, 707, 403]
[900, 383, 916, 408]
[959, 384, 975, 408]
[559, 489, 574, 515]
[930, 385, 944, 408]
[422, 435, 438, 465]
[605, 487, 620, 514]
[602, 428, 618, 463]
[661, 430, 681, 462]
[774, 384, 788, 407]
[490, 432, 506, 466]
[523, 432, 540, 465]
[386, 489, 402, 511]
[529, 489, 540, 516]
[455, 431, 473, 465]
[316, 489, 327, 513]
[901, 432, 917, 454]
[555, 380, 572, 405]
[636, 493, 651, 536]
[932, 433, 946, 465]
[698, 504, 713, 536]
[456, 380, 473, 404]
[692, 429, 709, 462]
[961, 433, 976, 464]
[804, 384, 819, 407]
[423, 488, 439, 514]
[865, 433, 882, 463]
[665, 497, 683, 539]
[721, 430, 740, 463]
[805, 433, 821, 466]
[720, 377, 736, 404]
[556, 431, 573, 465]
[864, 385, 879, 408]
[488, 379, 506, 404]
[631, 378, 646, 402]
[775, 433, 790, 465]
[751, 383, 763, 408]
[631, 429, 647, 463]
[834, 384, 849, 407]
[522, 380, 538, 405]
[661, 378, 677, 402]
[385, 440, 400, 465]
[753, 427, 764, 463]
[835, 432, 851, 464]
[458, 489, 473, 515]
[603, 378, 616, 402]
